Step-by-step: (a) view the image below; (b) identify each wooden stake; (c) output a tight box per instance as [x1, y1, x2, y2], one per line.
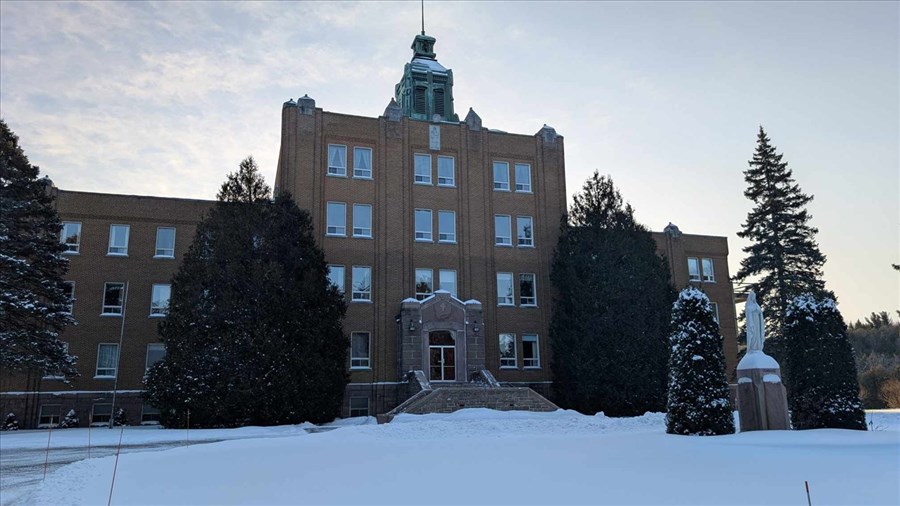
[186, 409, 190, 447]
[42, 423, 53, 480]
[805, 480, 812, 506]
[88, 412, 93, 459]
[107, 423, 125, 506]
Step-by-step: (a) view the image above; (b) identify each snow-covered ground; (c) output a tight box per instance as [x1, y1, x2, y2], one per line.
[2, 410, 898, 505]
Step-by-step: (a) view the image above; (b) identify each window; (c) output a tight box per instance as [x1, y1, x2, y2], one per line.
[91, 404, 112, 426]
[350, 332, 370, 369]
[437, 156, 455, 186]
[349, 397, 370, 417]
[517, 216, 534, 247]
[145, 344, 166, 372]
[353, 204, 372, 238]
[493, 161, 510, 191]
[352, 266, 371, 302]
[353, 147, 372, 178]
[60, 222, 81, 254]
[155, 227, 176, 258]
[326, 202, 346, 236]
[439, 270, 457, 298]
[523, 334, 540, 368]
[328, 265, 345, 293]
[515, 163, 532, 192]
[687, 257, 701, 282]
[415, 269, 433, 300]
[141, 404, 161, 425]
[414, 154, 432, 184]
[414, 86, 427, 115]
[438, 211, 456, 243]
[499, 333, 516, 368]
[415, 209, 433, 241]
[96, 343, 119, 378]
[107, 224, 130, 255]
[434, 88, 445, 116]
[62, 282, 75, 314]
[520, 273, 537, 306]
[702, 258, 715, 282]
[497, 272, 514, 306]
[38, 405, 61, 427]
[328, 144, 347, 176]
[102, 282, 125, 315]
[150, 284, 171, 316]
[711, 302, 720, 325]
[495, 215, 512, 246]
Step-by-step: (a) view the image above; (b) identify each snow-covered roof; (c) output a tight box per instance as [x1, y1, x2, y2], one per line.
[410, 57, 447, 73]
[401, 297, 420, 304]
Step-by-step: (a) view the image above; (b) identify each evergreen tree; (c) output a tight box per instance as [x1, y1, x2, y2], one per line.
[2, 413, 19, 431]
[145, 157, 348, 428]
[550, 172, 674, 416]
[666, 287, 734, 435]
[783, 294, 866, 430]
[59, 409, 79, 428]
[735, 127, 827, 341]
[0, 119, 77, 379]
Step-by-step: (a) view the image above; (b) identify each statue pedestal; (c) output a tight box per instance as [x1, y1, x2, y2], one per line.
[736, 352, 791, 432]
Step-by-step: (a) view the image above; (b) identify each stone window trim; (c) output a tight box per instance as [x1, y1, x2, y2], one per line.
[351, 265, 372, 303]
[327, 144, 348, 177]
[353, 146, 373, 179]
[523, 334, 540, 369]
[326, 202, 347, 237]
[493, 161, 510, 191]
[60, 221, 82, 255]
[352, 203, 373, 239]
[415, 208, 433, 242]
[414, 153, 432, 185]
[350, 332, 371, 369]
[101, 282, 125, 316]
[154, 227, 176, 259]
[495, 215, 512, 247]
[499, 333, 517, 369]
[95, 343, 119, 379]
[107, 224, 130, 256]
[515, 163, 533, 193]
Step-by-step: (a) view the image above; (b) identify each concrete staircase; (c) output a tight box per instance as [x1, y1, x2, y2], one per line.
[377, 369, 558, 423]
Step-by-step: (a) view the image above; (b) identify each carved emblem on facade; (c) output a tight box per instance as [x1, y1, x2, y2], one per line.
[436, 300, 451, 320]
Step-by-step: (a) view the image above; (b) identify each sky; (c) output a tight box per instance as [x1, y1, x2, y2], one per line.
[1, 1, 897, 323]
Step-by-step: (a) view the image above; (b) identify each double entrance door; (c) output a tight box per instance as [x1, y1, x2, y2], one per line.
[428, 331, 456, 381]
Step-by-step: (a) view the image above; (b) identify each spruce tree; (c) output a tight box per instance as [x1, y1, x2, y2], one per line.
[666, 287, 734, 435]
[0, 119, 77, 379]
[735, 127, 827, 341]
[783, 294, 866, 430]
[145, 157, 348, 427]
[550, 172, 674, 416]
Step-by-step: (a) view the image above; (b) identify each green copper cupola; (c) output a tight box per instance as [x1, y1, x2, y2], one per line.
[394, 33, 458, 122]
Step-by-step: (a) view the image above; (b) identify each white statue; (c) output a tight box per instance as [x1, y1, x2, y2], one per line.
[745, 291, 765, 353]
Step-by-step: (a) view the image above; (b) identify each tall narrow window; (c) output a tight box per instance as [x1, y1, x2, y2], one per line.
[96, 343, 119, 377]
[434, 88, 445, 116]
[353, 204, 372, 238]
[495, 215, 512, 246]
[60, 222, 81, 254]
[439, 269, 457, 298]
[353, 147, 372, 178]
[687, 257, 700, 282]
[493, 161, 510, 191]
[328, 265, 345, 293]
[145, 344, 166, 371]
[328, 144, 347, 176]
[520, 273, 537, 306]
[517, 216, 534, 247]
[499, 333, 517, 368]
[415, 269, 433, 300]
[415, 209, 433, 241]
[701, 258, 715, 282]
[326, 202, 346, 236]
[522, 334, 540, 368]
[350, 332, 371, 369]
[102, 282, 125, 315]
[711, 302, 720, 325]
[108, 224, 130, 255]
[352, 266, 371, 302]
[414, 154, 432, 184]
[515, 163, 532, 192]
[155, 227, 176, 258]
[496, 272, 514, 306]
[437, 156, 455, 186]
[150, 284, 171, 316]
[62, 282, 75, 314]
[414, 86, 427, 114]
[438, 211, 456, 243]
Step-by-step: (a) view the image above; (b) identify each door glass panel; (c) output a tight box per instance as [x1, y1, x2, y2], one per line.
[430, 348, 443, 381]
[443, 348, 455, 380]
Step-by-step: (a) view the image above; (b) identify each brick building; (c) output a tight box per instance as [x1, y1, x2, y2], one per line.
[0, 33, 737, 428]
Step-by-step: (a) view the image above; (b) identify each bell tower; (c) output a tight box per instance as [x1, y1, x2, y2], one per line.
[394, 32, 458, 122]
